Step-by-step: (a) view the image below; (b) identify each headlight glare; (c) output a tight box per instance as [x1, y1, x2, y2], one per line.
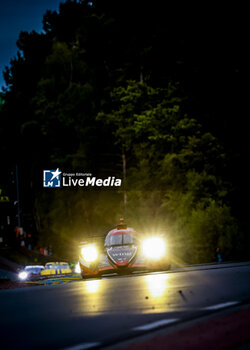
[142, 237, 166, 260]
[19, 271, 28, 280]
[74, 262, 81, 273]
[81, 245, 98, 262]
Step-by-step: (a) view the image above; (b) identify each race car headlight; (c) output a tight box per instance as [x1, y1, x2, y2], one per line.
[74, 262, 81, 273]
[18, 271, 28, 280]
[81, 245, 98, 262]
[142, 237, 166, 260]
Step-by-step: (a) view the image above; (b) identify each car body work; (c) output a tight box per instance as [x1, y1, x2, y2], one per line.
[40, 262, 72, 276]
[79, 219, 171, 279]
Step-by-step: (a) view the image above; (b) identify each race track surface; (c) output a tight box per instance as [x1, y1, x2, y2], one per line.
[1, 262, 250, 350]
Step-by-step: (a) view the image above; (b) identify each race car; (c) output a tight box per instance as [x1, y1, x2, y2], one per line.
[18, 265, 44, 281]
[40, 262, 72, 276]
[79, 219, 171, 279]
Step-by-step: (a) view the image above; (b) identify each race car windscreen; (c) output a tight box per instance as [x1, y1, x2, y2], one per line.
[24, 267, 44, 274]
[107, 233, 134, 246]
[59, 264, 70, 269]
[123, 234, 134, 244]
[45, 264, 55, 269]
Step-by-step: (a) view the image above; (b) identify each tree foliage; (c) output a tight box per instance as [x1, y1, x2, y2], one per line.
[98, 80, 237, 263]
[0, 0, 247, 262]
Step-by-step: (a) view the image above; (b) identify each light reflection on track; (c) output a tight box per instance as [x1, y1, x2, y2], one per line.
[1, 263, 250, 350]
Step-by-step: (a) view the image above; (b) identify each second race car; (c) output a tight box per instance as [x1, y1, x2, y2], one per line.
[40, 262, 72, 276]
[79, 219, 171, 279]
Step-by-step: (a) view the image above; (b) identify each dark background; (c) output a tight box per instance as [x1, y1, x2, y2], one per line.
[0, 1, 249, 263]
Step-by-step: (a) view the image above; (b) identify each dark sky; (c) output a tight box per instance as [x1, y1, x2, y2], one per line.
[0, 0, 63, 91]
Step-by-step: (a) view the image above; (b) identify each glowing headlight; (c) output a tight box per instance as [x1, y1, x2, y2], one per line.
[142, 237, 166, 260]
[18, 271, 28, 280]
[81, 245, 98, 262]
[74, 262, 81, 273]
